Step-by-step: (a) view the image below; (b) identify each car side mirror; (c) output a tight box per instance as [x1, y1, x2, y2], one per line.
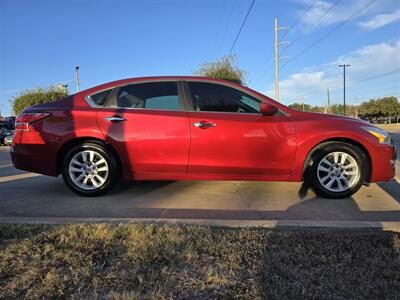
[260, 102, 278, 116]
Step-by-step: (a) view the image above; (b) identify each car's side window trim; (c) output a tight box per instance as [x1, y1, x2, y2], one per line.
[85, 87, 115, 108]
[99, 80, 186, 112]
[179, 81, 195, 111]
[85, 78, 288, 116]
[182, 80, 288, 116]
[103, 87, 119, 108]
[182, 80, 265, 116]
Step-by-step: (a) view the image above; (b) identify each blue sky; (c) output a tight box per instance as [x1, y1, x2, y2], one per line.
[1, 0, 400, 116]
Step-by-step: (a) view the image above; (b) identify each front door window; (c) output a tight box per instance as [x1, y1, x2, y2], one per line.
[188, 82, 261, 113]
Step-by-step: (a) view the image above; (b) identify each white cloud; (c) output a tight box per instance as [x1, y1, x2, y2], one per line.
[298, 0, 372, 29]
[272, 71, 336, 100]
[269, 39, 400, 104]
[296, 0, 399, 31]
[332, 39, 400, 75]
[358, 9, 400, 30]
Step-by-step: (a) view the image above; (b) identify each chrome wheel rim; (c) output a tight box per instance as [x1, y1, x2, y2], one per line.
[317, 151, 360, 193]
[68, 150, 109, 190]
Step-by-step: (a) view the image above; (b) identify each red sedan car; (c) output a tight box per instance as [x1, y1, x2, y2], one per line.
[11, 76, 396, 197]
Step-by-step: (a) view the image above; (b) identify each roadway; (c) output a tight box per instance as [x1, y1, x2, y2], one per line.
[0, 126, 399, 229]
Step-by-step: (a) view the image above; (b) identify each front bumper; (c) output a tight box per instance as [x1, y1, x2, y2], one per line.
[370, 143, 397, 182]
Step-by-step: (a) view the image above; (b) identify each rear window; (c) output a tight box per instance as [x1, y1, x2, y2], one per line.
[90, 89, 112, 106]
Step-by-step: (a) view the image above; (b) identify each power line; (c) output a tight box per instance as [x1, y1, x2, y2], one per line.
[250, 48, 274, 82]
[280, 0, 343, 57]
[300, 0, 343, 34]
[281, 0, 319, 39]
[251, 0, 319, 84]
[251, 0, 318, 83]
[287, 69, 400, 102]
[281, 0, 377, 71]
[216, 0, 238, 57]
[351, 68, 400, 85]
[228, 0, 256, 55]
[351, 84, 400, 96]
[330, 68, 400, 89]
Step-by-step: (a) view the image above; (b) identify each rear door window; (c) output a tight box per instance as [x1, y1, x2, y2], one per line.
[90, 89, 112, 106]
[116, 82, 181, 110]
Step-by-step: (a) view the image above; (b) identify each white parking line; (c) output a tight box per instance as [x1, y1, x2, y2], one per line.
[0, 173, 42, 183]
[0, 163, 13, 169]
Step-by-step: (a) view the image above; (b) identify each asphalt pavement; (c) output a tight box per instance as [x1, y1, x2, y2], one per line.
[0, 128, 399, 229]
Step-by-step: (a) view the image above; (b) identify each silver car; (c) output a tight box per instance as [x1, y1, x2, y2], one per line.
[4, 131, 14, 146]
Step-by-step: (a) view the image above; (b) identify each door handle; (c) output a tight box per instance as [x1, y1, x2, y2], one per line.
[104, 115, 126, 122]
[192, 121, 216, 129]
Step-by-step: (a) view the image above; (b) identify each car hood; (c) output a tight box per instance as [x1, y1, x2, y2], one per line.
[294, 110, 372, 125]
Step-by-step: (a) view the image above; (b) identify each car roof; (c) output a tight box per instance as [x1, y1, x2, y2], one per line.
[85, 76, 242, 92]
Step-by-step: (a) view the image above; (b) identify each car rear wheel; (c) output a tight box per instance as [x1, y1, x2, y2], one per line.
[306, 142, 367, 199]
[62, 142, 119, 196]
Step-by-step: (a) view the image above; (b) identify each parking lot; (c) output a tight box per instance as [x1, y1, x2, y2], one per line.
[1, 126, 399, 228]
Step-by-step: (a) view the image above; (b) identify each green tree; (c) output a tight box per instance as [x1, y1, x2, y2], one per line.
[195, 55, 246, 84]
[288, 103, 324, 113]
[358, 97, 400, 122]
[12, 86, 69, 115]
[288, 103, 313, 112]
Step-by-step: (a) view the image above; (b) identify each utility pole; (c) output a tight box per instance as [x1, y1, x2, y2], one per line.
[338, 64, 350, 116]
[327, 88, 331, 113]
[75, 66, 80, 92]
[274, 18, 289, 102]
[301, 96, 305, 111]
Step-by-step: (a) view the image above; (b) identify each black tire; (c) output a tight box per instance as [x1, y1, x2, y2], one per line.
[304, 142, 368, 199]
[62, 142, 119, 196]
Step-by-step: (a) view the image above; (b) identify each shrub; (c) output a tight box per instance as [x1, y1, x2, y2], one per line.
[12, 86, 69, 115]
[195, 55, 246, 84]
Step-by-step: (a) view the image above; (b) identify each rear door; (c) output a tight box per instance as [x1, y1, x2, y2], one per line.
[185, 81, 296, 177]
[96, 81, 190, 175]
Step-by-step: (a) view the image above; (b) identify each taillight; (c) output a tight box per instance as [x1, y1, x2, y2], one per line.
[15, 112, 51, 131]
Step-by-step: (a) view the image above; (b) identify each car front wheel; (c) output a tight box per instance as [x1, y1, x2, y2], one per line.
[306, 142, 368, 199]
[62, 142, 119, 196]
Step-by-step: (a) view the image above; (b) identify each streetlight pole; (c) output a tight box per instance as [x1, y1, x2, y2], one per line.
[75, 66, 80, 92]
[338, 64, 350, 116]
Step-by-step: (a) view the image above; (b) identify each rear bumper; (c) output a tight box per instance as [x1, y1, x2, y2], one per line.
[10, 144, 58, 176]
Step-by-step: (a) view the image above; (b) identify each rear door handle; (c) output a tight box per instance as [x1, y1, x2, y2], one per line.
[192, 121, 216, 129]
[104, 115, 126, 122]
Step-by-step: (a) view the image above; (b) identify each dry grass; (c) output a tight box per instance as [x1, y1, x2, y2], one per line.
[0, 224, 399, 299]
[378, 123, 400, 133]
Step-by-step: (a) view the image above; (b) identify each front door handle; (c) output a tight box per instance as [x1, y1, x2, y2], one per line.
[104, 115, 126, 122]
[192, 121, 216, 129]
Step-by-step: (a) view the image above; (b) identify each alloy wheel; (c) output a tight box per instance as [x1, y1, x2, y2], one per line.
[317, 151, 360, 193]
[68, 150, 109, 190]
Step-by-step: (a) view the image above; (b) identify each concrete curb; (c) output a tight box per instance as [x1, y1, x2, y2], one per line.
[1, 217, 400, 232]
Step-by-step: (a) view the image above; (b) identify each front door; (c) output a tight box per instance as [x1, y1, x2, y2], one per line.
[96, 81, 190, 175]
[185, 81, 296, 177]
